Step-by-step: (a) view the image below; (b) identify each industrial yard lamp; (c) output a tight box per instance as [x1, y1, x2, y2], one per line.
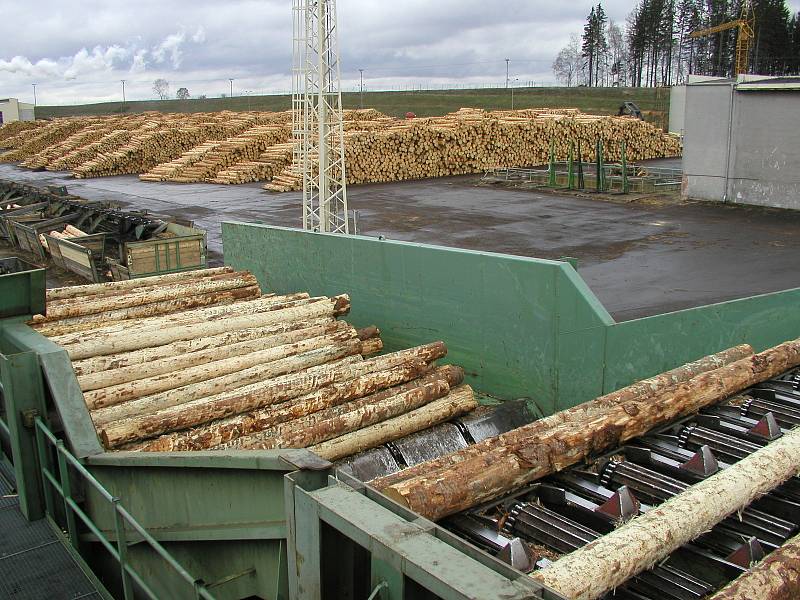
[32, 83, 37, 106]
[505, 59, 510, 88]
[121, 80, 126, 108]
[359, 69, 364, 109]
[229, 78, 234, 99]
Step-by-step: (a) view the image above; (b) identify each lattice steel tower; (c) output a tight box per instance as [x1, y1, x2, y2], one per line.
[293, 0, 350, 233]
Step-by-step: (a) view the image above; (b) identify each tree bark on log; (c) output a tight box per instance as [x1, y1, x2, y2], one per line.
[49, 293, 313, 345]
[132, 363, 455, 452]
[61, 296, 349, 360]
[120, 346, 452, 451]
[71, 317, 335, 376]
[380, 340, 800, 521]
[35, 272, 259, 321]
[84, 329, 359, 409]
[45, 266, 234, 301]
[221, 379, 452, 451]
[312, 384, 477, 461]
[708, 532, 800, 600]
[531, 425, 800, 600]
[77, 321, 352, 391]
[35, 286, 262, 337]
[371, 345, 754, 490]
[99, 342, 368, 447]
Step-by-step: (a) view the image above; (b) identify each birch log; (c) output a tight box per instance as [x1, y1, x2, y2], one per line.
[380, 339, 800, 520]
[221, 379, 452, 450]
[84, 329, 359, 409]
[312, 384, 477, 461]
[62, 296, 348, 360]
[71, 317, 335, 376]
[77, 321, 352, 391]
[123, 347, 453, 451]
[709, 532, 800, 600]
[371, 344, 754, 490]
[45, 266, 234, 301]
[531, 426, 800, 600]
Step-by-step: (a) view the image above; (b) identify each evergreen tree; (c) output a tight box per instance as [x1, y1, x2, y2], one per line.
[583, 7, 598, 86]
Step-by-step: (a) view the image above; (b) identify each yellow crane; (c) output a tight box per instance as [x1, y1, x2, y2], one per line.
[690, 1, 756, 76]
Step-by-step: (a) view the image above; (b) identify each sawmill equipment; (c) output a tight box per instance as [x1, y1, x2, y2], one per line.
[292, 0, 350, 233]
[690, 1, 755, 76]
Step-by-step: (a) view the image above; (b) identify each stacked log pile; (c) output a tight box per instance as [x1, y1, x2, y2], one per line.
[0, 120, 45, 145]
[39, 267, 475, 457]
[2, 107, 680, 188]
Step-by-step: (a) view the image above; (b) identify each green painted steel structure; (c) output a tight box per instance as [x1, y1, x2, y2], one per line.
[3, 223, 800, 599]
[222, 222, 800, 415]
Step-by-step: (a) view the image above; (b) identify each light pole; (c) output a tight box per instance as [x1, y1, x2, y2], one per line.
[229, 78, 234, 99]
[511, 78, 519, 110]
[121, 80, 126, 109]
[359, 69, 364, 109]
[32, 83, 37, 106]
[505, 58, 510, 88]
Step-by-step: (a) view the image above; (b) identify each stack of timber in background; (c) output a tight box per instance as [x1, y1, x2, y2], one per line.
[0, 107, 680, 188]
[34, 267, 475, 459]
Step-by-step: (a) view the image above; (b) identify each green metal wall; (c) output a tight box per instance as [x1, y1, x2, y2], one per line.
[223, 222, 800, 413]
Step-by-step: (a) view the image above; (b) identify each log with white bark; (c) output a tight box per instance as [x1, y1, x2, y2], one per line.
[71, 317, 335, 376]
[35, 272, 259, 321]
[64, 224, 88, 237]
[98, 342, 367, 447]
[61, 295, 349, 360]
[379, 339, 800, 521]
[312, 384, 477, 461]
[45, 266, 234, 301]
[35, 286, 262, 337]
[49, 292, 313, 344]
[371, 345, 754, 490]
[121, 344, 451, 451]
[219, 379, 452, 450]
[530, 425, 800, 600]
[708, 532, 800, 600]
[84, 329, 359, 409]
[78, 320, 352, 391]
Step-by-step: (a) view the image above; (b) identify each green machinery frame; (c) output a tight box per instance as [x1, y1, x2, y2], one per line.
[3, 220, 800, 599]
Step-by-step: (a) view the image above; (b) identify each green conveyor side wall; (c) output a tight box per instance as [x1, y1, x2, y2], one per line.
[222, 222, 800, 414]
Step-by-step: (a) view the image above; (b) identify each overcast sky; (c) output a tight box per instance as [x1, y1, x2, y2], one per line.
[2, 1, 799, 105]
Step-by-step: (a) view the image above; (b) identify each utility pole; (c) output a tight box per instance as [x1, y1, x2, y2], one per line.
[32, 83, 37, 106]
[229, 78, 234, 98]
[505, 58, 510, 88]
[359, 69, 364, 109]
[121, 80, 126, 109]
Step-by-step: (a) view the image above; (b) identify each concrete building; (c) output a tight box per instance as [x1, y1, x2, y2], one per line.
[0, 98, 36, 124]
[680, 75, 800, 210]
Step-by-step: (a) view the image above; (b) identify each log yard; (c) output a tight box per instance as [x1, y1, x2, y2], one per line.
[2, 1, 800, 600]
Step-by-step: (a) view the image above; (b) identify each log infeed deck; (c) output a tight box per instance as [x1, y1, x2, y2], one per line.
[35, 267, 477, 456]
[343, 366, 800, 600]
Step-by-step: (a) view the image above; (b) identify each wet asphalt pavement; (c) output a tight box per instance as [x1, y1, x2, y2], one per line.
[2, 162, 799, 321]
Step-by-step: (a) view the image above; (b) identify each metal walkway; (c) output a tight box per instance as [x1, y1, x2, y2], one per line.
[0, 458, 107, 600]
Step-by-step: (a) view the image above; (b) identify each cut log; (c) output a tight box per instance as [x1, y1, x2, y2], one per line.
[45, 266, 234, 301]
[531, 426, 800, 600]
[708, 532, 800, 600]
[371, 345, 754, 490]
[132, 362, 453, 452]
[84, 329, 359, 409]
[61, 296, 348, 360]
[35, 272, 259, 321]
[360, 337, 383, 355]
[220, 379, 452, 450]
[71, 317, 335, 376]
[312, 384, 477, 461]
[379, 339, 800, 521]
[122, 345, 453, 451]
[78, 320, 352, 391]
[35, 286, 261, 337]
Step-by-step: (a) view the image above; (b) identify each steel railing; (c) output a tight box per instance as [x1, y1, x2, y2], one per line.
[33, 417, 217, 600]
